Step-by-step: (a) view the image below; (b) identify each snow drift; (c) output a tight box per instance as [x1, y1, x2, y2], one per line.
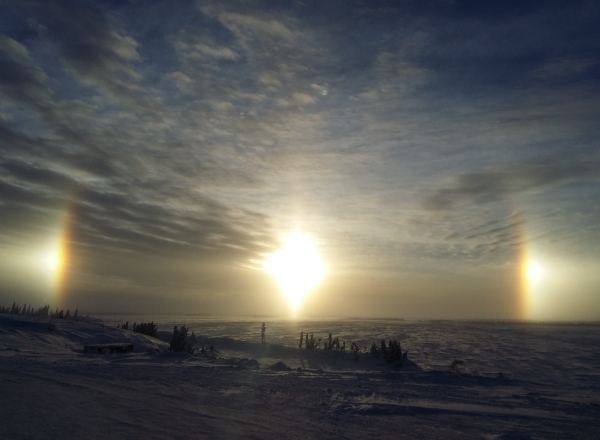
[1, 315, 598, 439]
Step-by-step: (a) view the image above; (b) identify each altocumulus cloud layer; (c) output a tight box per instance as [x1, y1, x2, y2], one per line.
[1, 0, 599, 319]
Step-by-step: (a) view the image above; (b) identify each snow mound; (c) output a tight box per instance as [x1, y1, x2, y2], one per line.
[269, 361, 291, 371]
[0, 315, 168, 359]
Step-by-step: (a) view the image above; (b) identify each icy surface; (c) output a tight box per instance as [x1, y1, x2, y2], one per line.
[1, 315, 599, 439]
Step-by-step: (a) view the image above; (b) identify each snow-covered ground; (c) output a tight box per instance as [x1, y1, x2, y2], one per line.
[1, 314, 599, 439]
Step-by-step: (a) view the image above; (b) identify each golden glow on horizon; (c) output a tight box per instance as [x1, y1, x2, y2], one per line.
[42, 203, 75, 307]
[516, 217, 540, 321]
[264, 232, 325, 309]
[520, 246, 548, 320]
[524, 259, 544, 320]
[40, 238, 68, 298]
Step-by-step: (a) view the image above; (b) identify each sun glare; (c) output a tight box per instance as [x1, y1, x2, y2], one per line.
[43, 250, 62, 273]
[527, 261, 543, 285]
[264, 232, 325, 308]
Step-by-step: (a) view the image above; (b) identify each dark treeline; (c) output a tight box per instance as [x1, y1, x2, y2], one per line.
[369, 339, 408, 364]
[298, 330, 408, 365]
[118, 321, 200, 354]
[133, 321, 157, 337]
[298, 332, 346, 351]
[0, 302, 79, 320]
[118, 320, 158, 337]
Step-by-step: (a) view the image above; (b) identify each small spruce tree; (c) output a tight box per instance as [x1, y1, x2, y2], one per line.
[170, 325, 196, 353]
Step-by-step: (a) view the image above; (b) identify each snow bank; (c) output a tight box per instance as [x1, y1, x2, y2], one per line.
[0, 314, 168, 358]
[1, 315, 598, 439]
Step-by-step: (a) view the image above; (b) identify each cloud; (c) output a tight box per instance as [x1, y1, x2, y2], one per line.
[211, 101, 235, 112]
[258, 73, 281, 87]
[173, 32, 239, 62]
[0, 33, 52, 103]
[463, 221, 523, 241]
[14, 0, 145, 106]
[292, 92, 316, 106]
[1, 0, 599, 315]
[425, 155, 600, 210]
[0, 33, 29, 58]
[169, 71, 194, 92]
[527, 56, 597, 82]
[188, 42, 238, 60]
[217, 13, 295, 41]
[0, 162, 274, 266]
[0, 160, 79, 193]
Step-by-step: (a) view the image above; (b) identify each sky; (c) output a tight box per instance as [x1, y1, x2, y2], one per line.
[1, 0, 599, 320]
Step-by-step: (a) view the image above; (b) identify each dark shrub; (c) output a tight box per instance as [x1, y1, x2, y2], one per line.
[133, 321, 158, 337]
[170, 325, 196, 353]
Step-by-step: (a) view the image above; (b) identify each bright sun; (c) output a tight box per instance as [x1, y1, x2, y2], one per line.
[527, 261, 543, 285]
[264, 232, 325, 308]
[43, 251, 62, 273]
